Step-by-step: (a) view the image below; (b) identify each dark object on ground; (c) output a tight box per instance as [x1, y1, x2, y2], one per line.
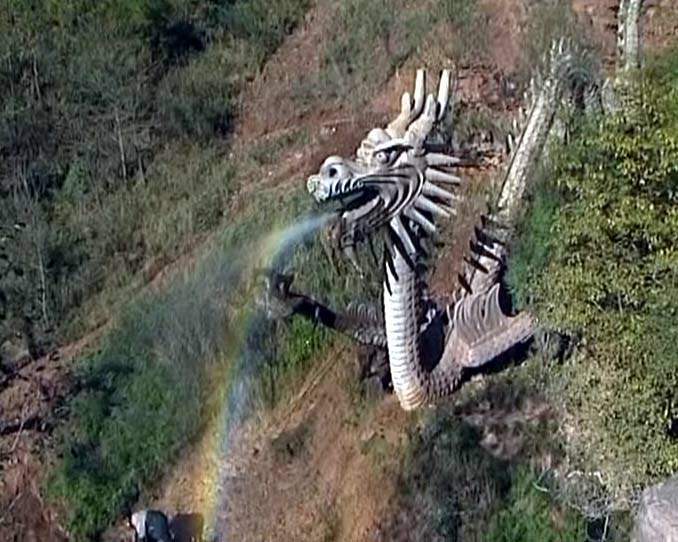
[131, 510, 173, 542]
[633, 476, 678, 542]
[170, 512, 205, 542]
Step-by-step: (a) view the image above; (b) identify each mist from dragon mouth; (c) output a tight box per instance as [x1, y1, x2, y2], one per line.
[197, 211, 333, 538]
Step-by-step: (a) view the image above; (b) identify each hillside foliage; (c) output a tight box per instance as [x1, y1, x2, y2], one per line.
[48, 184, 381, 539]
[508, 49, 678, 501]
[5, 0, 676, 539]
[0, 0, 309, 351]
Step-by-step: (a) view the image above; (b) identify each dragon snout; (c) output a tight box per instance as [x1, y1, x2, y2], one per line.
[307, 174, 330, 202]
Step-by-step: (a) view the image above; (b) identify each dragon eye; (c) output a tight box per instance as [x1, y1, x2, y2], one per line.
[375, 151, 389, 164]
[328, 167, 338, 178]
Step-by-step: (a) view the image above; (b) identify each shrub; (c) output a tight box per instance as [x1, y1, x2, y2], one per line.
[486, 467, 585, 542]
[381, 403, 587, 542]
[222, 0, 311, 64]
[507, 49, 678, 501]
[156, 46, 235, 138]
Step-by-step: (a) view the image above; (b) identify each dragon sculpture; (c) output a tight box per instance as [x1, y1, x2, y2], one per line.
[264, 40, 575, 411]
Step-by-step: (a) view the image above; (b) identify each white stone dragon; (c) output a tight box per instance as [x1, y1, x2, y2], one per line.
[264, 40, 577, 411]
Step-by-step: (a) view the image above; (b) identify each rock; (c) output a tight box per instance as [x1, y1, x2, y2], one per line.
[633, 477, 678, 542]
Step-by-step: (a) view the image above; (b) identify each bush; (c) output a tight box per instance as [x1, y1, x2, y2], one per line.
[381, 403, 587, 542]
[223, 0, 311, 64]
[486, 467, 585, 542]
[507, 49, 678, 501]
[156, 46, 235, 138]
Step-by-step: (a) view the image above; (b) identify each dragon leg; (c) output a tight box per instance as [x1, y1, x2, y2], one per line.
[260, 270, 387, 349]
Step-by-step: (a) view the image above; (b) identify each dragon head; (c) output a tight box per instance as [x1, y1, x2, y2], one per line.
[307, 70, 463, 265]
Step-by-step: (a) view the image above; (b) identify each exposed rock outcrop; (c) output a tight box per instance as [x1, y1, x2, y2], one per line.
[633, 477, 678, 542]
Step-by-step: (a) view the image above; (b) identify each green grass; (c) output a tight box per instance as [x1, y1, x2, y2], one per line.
[507, 48, 678, 505]
[506, 165, 563, 310]
[486, 468, 585, 542]
[300, 0, 487, 111]
[294, 0, 450, 112]
[437, 0, 488, 65]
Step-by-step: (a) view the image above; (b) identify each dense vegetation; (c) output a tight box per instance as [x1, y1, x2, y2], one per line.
[0, 0, 310, 351]
[4, 0, 674, 538]
[366, 371, 595, 542]
[508, 49, 678, 504]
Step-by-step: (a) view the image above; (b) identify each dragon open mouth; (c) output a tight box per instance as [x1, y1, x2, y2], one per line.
[336, 187, 379, 213]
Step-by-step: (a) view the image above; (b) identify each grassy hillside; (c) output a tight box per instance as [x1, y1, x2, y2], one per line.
[47, 183, 385, 538]
[3, 0, 675, 540]
[0, 0, 310, 350]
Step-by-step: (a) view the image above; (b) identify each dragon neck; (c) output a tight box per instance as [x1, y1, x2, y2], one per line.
[384, 251, 426, 410]
[383, 250, 461, 410]
[383, 249, 428, 410]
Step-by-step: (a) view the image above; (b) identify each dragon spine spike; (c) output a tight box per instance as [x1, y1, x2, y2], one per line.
[404, 207, 436, 234]
[414, 194, 451, 218]
[422, 180, 456, 201]
[426, 153, 461, 167]
[519, 107, 527, 124]
[530, 77, 538, 104]
[506, 133, 515, 155]
[413, 69, 426, 113]
[437, 69, 451, 120]
[391, 216, 418, 256]
[426, 168, 461, 184]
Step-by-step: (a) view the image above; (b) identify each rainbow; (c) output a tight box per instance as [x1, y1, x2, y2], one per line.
[172, 213, 331, 539]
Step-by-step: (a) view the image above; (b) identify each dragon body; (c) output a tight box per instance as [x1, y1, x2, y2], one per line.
[266, 41, 576, 411]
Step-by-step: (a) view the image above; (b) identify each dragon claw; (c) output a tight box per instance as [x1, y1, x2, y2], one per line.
[257, 269, 297, 320]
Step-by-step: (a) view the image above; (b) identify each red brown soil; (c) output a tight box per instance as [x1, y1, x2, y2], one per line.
[0, 335, 97, 542]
